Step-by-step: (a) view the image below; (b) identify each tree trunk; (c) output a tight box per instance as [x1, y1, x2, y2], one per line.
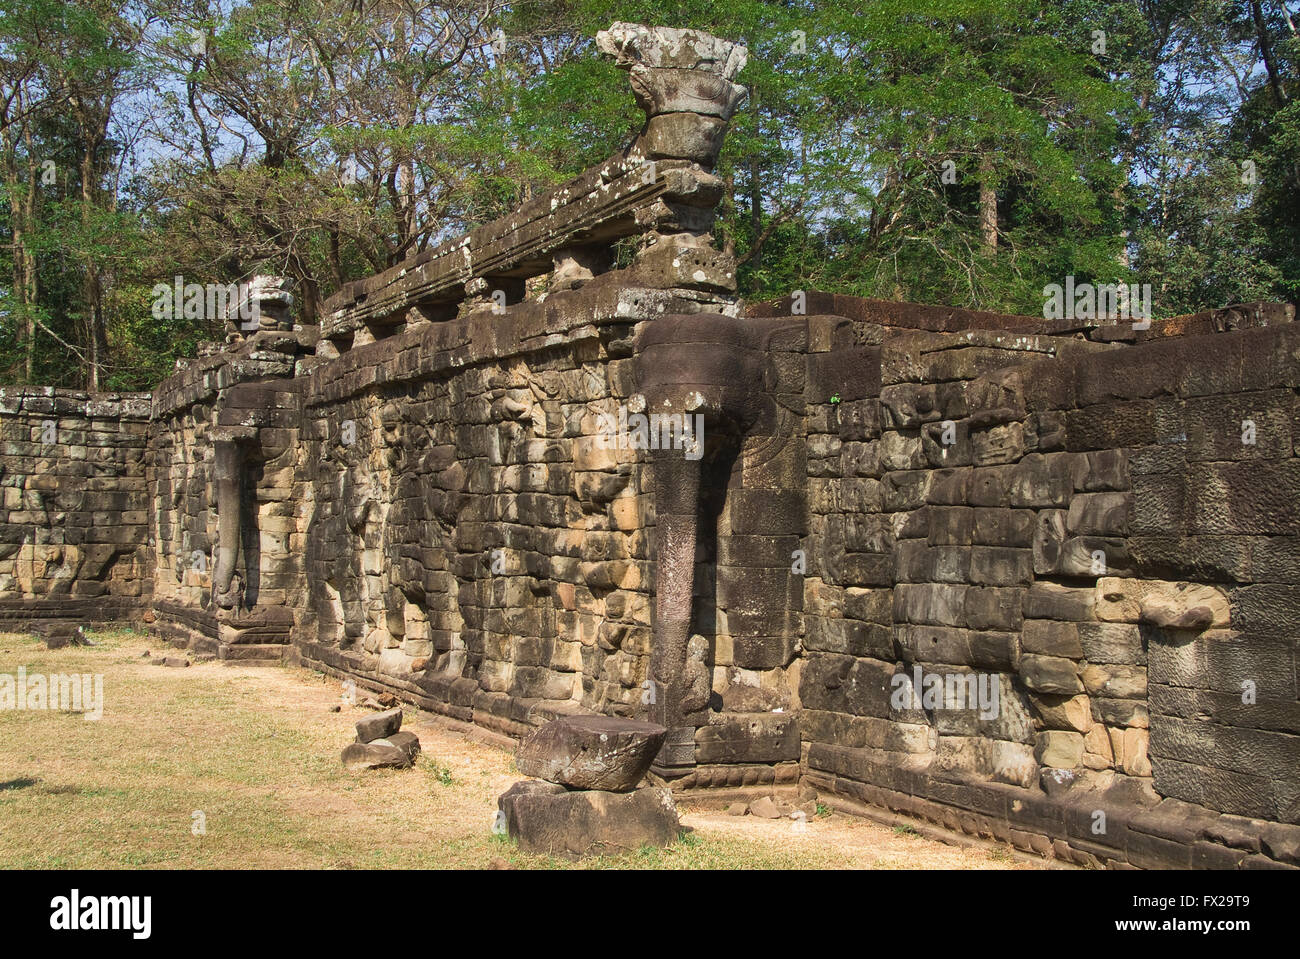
[979, 156, 998, 249]
[1251, 1, 1288, 106]
[81, 142, 106, 390]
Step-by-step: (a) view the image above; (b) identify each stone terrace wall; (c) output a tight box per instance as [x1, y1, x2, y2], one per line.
[4, 21, 1298, 870]
[146, 332, 313, 661]
[294, 276, 669, 739]
[789, 303, 1300, 868]
[0, 387, 152, 626]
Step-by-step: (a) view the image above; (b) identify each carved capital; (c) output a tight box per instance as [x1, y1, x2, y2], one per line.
[597, 23, 748, 166]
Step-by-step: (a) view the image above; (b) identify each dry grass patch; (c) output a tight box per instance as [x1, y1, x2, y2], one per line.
[0, 629, 1043, 870]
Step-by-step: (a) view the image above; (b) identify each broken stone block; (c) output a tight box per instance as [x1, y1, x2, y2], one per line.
[381, 730, 422, 764]
[971, 423, 1024, 466]
[1081, 663, 1147, 700]
[341, 741, 413, 771]
[515, 714, 666, 792]
[35, 623, 77, 649]
[1021, 620, 1083, 658]
[1023, 581, 1097, 621]
[1109, 727, 1152, 776]
[497, 781, 680, 859]
[1083, 724, 1115, 770]
[1028, 692, 1093, 733]
[748, 796, 782, 818]
[1040, 767, 1077, 797]
[726, 801, 748, 816]
[1077, 622, 1146, 665]
[355, 707, 403, 744]
[1066, 492, 1132, 537]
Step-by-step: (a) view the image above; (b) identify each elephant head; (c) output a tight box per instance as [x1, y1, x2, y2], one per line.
[632, 312, 789, 768]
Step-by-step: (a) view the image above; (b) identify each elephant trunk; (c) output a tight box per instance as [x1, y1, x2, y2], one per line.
[649, 445, 701, 742]
[212, 437, 243, 609]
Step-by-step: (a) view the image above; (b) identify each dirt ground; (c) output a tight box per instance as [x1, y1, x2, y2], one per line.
[0, 629, 1045, 870]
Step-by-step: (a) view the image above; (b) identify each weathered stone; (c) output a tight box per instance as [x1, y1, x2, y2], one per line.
[1021, 654, 1084, 695]
[1021, 620, 1083, 658]
[1023, 582, 1097, 621]
[1029, 693, 1093, 732]
[1035, 731, 1084, 769]
[497, 782, 680, 858]
[5, 21, 1300, 862]
[1081, 663, 1147, 700]
[1096, 578, 1230, 628]
[341, 741, 413, 771]
[515, 715, 666, 792]
[383, 730, 422, 763]
[748, 796, 782, 818]
[355, 707, 403, 744]
[1040, 767, 1077, 796]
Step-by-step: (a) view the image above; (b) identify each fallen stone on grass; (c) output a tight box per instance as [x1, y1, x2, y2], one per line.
[341, 740, 412, 771]
[383, 730, 422, 763]
[355, 707, 403, 743]
[34, 623, 94, 649]
[515, 714, 666, 792]
[342, 708, 420, 770]
[726, 801, 748, 816]
[497, 780, 680, 858]
[748, 796, 781, 818]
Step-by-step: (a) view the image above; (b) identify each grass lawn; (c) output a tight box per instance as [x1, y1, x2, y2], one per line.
[0, 629, 1043, 870]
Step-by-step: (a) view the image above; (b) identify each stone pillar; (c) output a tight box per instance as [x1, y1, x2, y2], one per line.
[598, 23, 748, 283]
[595, 22, 748, 170]
[223, 275, 295, 341]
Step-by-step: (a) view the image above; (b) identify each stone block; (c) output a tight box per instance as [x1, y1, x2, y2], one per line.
[497, 780, 681, 858]
[1021, 654, 1084, 695]
[515, 715, 666, 792]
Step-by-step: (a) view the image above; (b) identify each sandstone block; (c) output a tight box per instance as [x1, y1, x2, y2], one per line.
[355, 707, 403, 743]
[497, 782, 680, 858]
[341, 741, 413, 771]
[515, 715, 666, 792]
[1021, 654, 1084, 695]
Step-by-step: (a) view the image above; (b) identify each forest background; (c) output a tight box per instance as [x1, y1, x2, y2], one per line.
[1, 0, 1296, 390]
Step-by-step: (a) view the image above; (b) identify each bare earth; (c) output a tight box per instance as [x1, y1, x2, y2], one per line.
[0, 630, 1044, 870]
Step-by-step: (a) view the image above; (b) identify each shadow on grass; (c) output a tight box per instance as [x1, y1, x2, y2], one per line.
[0, 777, 39, 792]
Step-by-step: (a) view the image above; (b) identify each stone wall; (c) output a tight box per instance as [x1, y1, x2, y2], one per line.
[777, 294, 1300, 868]
[2, 21, 1297, 869]
[0, 387, 152, 626]
[295, 278, 661, 739]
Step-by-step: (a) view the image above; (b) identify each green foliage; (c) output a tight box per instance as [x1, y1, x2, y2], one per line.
[0, 0, 1296, 387]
